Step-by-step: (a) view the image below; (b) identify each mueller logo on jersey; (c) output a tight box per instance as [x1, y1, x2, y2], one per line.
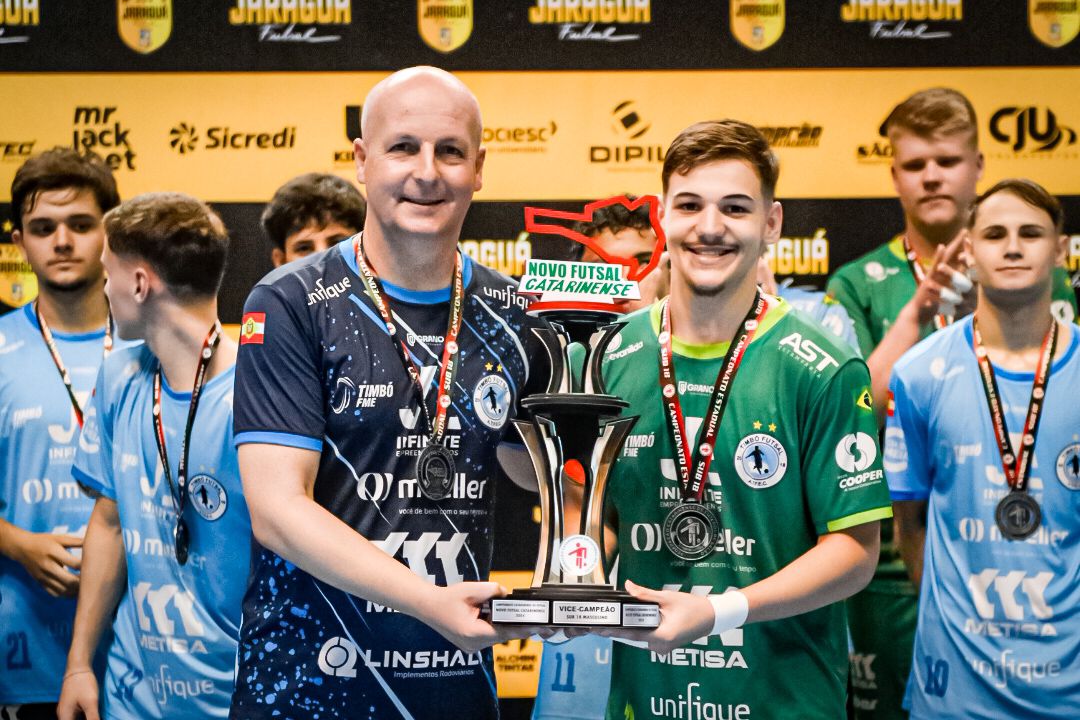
[778, 332, 840, 374]
[965, 569, 1056, 638]
[841, 0, 962, 40]
[957, 517, 1067, 547]
[240, 312, 265, 344]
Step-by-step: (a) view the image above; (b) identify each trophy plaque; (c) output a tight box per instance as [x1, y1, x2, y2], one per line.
[489, 197, 664, 629]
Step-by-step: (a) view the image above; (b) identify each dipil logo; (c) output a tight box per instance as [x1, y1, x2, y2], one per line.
[990, 106, 1078, 153]
[590, 101, 666, 166]
[72, 107, 136, 171]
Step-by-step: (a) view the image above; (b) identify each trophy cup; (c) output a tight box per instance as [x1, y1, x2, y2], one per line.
[489, 197, 664, 629]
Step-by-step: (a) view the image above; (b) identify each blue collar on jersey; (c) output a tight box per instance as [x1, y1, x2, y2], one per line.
[962, 314, 1078, 381]
[338, 236, 474, 305]
[23, 302, 109, 342]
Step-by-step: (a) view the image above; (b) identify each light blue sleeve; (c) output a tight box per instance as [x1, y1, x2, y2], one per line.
[71, 363, 115, 500]
[883, 366, 931, 501]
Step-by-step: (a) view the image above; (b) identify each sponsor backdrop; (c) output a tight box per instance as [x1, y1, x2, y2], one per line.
[2, 0, 1078, 710]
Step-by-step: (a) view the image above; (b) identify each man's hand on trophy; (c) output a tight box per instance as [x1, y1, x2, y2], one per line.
[597, 580, 738, 655]
[425, 581, 509, 653]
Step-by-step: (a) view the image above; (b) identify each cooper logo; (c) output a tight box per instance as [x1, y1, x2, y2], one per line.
[990, 106, 1078, 153]
[317, 636, 359, 678]
[836, 432, 877, 473]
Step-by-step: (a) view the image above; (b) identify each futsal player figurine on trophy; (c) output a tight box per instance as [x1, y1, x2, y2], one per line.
[489, 196, 664, 629]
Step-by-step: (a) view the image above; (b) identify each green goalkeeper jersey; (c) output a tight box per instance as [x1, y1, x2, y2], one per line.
[827, 235, 1077, 359]
[602, 297, 893, 720]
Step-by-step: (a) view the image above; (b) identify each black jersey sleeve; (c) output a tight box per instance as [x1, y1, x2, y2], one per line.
[233, 282, 326, 451]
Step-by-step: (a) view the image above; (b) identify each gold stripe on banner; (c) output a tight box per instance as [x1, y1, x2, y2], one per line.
[0, 68, 1078, 202]
[489, 570, 543, 698]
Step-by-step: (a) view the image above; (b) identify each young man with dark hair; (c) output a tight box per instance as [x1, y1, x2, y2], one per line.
[0, 148, 119, 718]
[600, 120, 891, 719]
[827, 87, 1078, 720]
[57, 192, 248, 720]
[261, 172, 366, 266]
[886, 178, 1079, 718]
[230, 66, 545, 720]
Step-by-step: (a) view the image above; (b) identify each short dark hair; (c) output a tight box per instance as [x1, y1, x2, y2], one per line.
[104, 192, 230, 299]
[968, 178, 1064, 234]
[884, 87, 978, 146]
[662, 120, 780, 201]
[260, 173, 366, 250]
[10, 147, 120, 230]
[572, 195, 654, 238]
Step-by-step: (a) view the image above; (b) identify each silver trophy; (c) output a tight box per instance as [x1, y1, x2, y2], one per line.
[490, 248, 661, 628]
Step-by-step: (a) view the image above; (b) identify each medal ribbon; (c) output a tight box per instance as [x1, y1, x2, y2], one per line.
[152, 322, 222, 534]
[36, 301, 113, 429]
[903, 236, 952, 330]
[972, 315, 1057, 494]
[658, 291, 767, 502]
[354, 237, 464, 445]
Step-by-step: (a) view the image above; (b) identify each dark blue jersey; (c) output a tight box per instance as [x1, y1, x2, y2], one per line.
[231, 239, 544, 720]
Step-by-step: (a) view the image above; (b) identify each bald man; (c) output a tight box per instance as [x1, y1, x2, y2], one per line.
[230, 66, 547, 719]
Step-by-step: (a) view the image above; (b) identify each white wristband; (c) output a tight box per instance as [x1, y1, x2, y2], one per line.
[707, 590, 749, 636]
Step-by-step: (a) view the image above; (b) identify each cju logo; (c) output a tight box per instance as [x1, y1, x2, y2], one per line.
[989, 106, 1078, 153]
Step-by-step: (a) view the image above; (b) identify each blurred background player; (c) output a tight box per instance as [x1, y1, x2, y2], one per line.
[0, 148, 119, 720]
[58, 193, 247, 720]
[886, 178, 1079, 719]
[826, 88, 1077, 720]
[756, 257, 858, 350]
[261, 172, 366, 267]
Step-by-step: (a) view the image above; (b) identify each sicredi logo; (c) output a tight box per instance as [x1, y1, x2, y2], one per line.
[168, 123, 297, 153]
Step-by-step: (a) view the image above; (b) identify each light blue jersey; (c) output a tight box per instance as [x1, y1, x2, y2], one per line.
[885, 315, 1080, 719]
[777, 280, 860, 353]
[0, 304, 112, 704]
[532, 635, 613, 720]
[72, 345, 249, 719]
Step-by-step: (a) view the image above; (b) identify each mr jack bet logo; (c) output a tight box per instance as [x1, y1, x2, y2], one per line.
[73, 106, 136, 171]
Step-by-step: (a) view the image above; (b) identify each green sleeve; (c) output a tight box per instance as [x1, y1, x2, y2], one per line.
[1051, 266, 1078, 322]
[826, 271, 876, 358]
[801, 359, 893, 536]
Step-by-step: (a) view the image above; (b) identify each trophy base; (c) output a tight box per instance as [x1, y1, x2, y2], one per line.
[489, 584, 660, 628]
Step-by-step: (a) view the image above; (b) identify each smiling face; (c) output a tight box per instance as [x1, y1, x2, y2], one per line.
[967, 190, 1066, 307]
[891, 129, 983, 239]
[354, 72, 485, 247]
[12, 187, 106, 294]
[662, 158, 782, 300]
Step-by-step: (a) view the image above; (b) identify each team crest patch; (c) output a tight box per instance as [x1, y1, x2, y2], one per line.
[188, 474, 228, 521]
[1057, 443, 1080, 490]
[240, 312, 265, 345]
[734, 433, 788, 489]
[473, 374, 510, 429]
